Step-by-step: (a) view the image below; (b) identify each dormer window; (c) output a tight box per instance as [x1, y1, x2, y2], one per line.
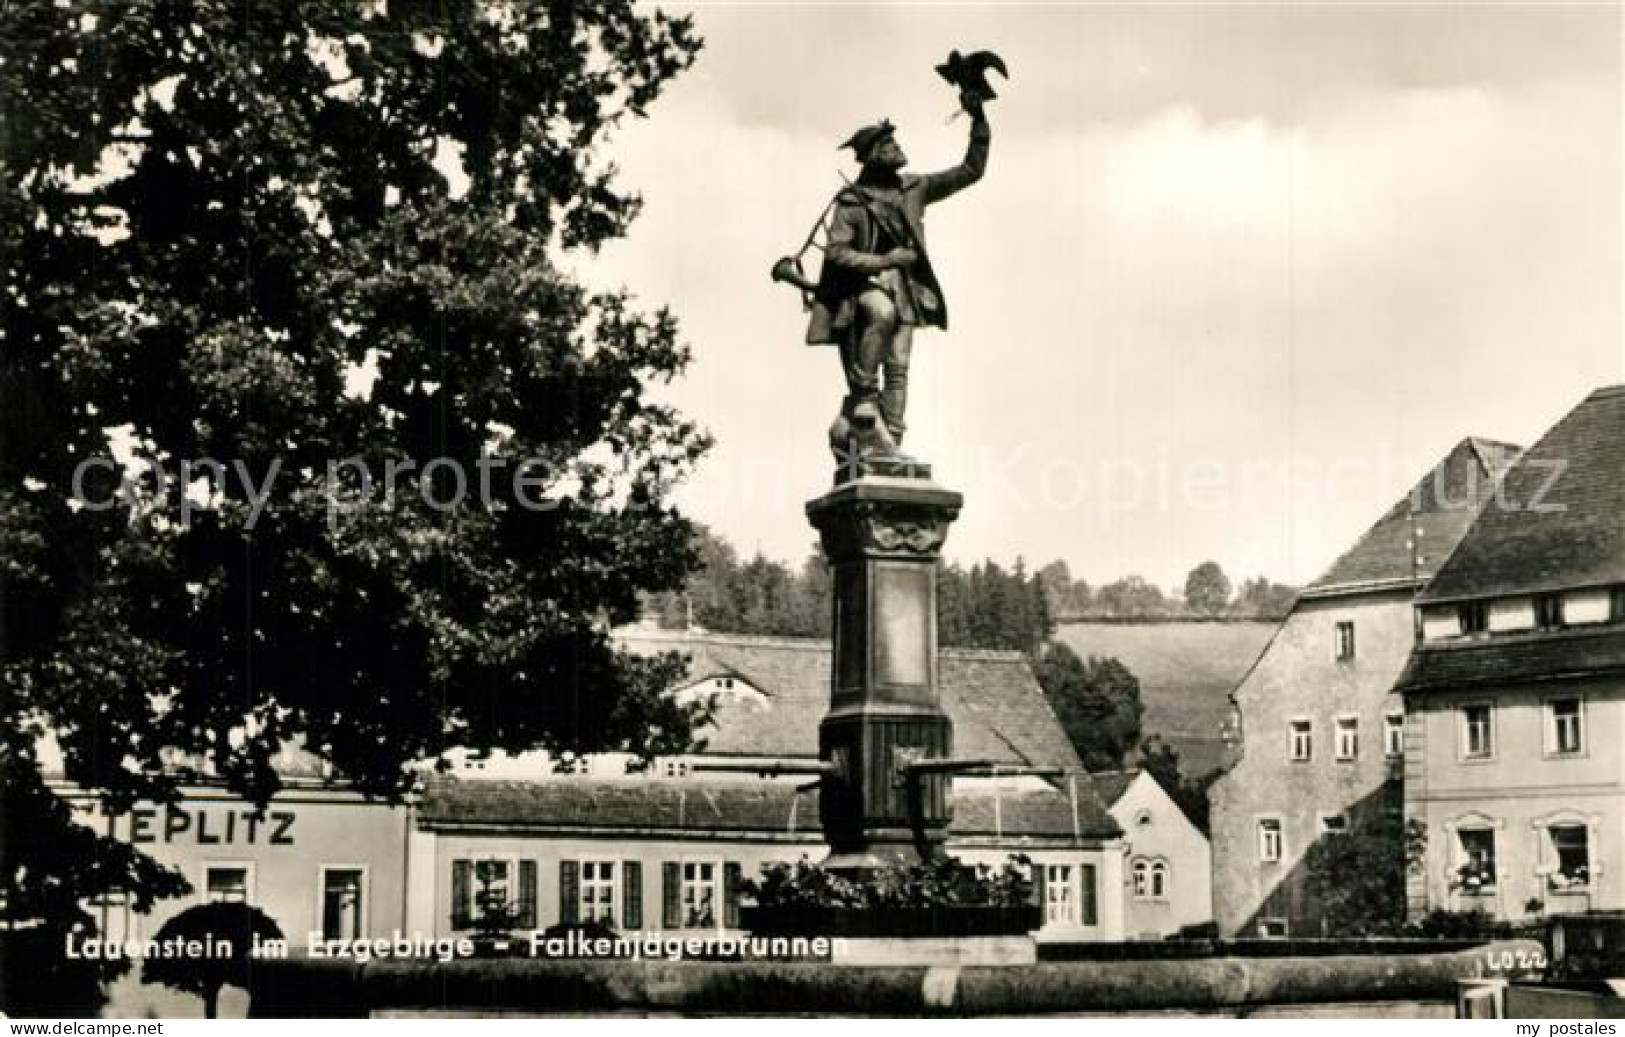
[671, 674, 768, 709]
[1458, 601, 1488, 636]
[1534, 594, 1564, 630]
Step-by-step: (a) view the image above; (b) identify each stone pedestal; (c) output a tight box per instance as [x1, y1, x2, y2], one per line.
[806, 472, 962, 868]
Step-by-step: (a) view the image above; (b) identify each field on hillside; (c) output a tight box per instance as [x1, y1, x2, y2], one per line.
[1053, 620, 1278, 777]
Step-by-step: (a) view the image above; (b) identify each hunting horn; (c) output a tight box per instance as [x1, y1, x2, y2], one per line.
[770, 255, 818, 295]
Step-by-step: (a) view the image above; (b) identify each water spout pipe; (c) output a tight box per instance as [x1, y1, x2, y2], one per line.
[690, 759, 839, 778]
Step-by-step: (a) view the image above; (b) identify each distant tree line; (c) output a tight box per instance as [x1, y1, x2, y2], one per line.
[655, 531, 1299, 638]
[1037, 560, 1298, 621]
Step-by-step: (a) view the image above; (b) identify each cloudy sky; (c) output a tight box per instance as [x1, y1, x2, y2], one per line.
[593, 2, 1623, 589]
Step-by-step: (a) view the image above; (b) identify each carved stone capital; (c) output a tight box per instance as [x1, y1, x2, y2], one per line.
[806, 477, 963, 563]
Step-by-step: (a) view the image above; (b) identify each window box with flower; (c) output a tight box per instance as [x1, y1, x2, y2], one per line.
[1453, 860, 1496, 894]
[1546, 863, 1590, 893]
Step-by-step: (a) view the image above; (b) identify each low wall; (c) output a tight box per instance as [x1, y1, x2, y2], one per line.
[247, 939, 1545, 1017]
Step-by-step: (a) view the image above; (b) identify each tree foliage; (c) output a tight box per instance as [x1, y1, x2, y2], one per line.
[1, 0, 708, 962]
[1302, 807, 1428, 937]
[141, 902, 283, 1018]
[938, 558, 1053, 655]
[1183, 561, 1232, 615]
[1033, 644, 1143, 771]
[1231, 576, 1298, 619]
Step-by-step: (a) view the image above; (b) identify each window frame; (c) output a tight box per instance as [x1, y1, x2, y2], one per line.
[88, 889, 140, 944]
[1334, 621, 1356, 661]
[201, 862, 256, 905]
[1288, 718, 1313, 763]
[1459, 701, 1496, 761]
[1544, 695, 1585, 758]
[1384, 712, 1405, 758]
[1334, 714, 1359, 762]
[1453, 826, 1498, 893]
[316, 864, 369, 942]
[458, 855, 521, 930]
[1257, 816, 1284, 864]
[578, 859, 621, 927]
[678, 856, 723, 931]
[1458, 601, 1489, 636]
[1043, 862, 1077, 925]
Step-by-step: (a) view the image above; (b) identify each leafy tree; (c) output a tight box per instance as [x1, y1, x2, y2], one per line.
[1183, 561, 1232, 615]
[1034, 644, 1143, 770]
[141, 902, 283, 1018]
[1, 0, 707, 979]
[1303, 808, 1428, 936]
[1231, 576, 1299, 619]
[1093, 575, 1169, 618]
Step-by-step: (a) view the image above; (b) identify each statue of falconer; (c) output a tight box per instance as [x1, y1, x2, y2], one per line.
[805, 83, 993, 465]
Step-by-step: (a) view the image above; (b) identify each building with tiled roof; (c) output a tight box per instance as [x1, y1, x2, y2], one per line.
[1397, 386, 1625, 922]
[403, 629, 1130, 942]
[1210, 437, 1519, 937]
[1092, 769, 1213, 938]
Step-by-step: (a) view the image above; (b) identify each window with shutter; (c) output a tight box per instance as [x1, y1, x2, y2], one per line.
[451, 860, 472, 930]
[518, 860, 537, 929]
[662, 862, 682, 928]
[559, 860, 580, 925]
[723, 862, 742, 929]
[623, 861, 643, 930]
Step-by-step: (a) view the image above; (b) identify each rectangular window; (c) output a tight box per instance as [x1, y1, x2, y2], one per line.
[1534, 594, 1564, 630]
[452, 857, 534, 930]
[1548, 824, 1590, 889]
[1459, 602, 1489, 635]
[1457, 829, 1496, 892]
[1259, 918, 1289, 938]
[1385, 713, 1405, 758]
[320, 868, 365, 941]
[1258, 818, 1283, 863]
[1044, 864, 1075, 926]
[1548, 698, 1584, 755]
[1334, 621, 1356, 661]
[681, 861, 717, 929]
[1319, 814, 1349, 835]
[1461, 703, 1494, 758]
[579, 861, 618, 926]
[1335, 716, 1359, 761]
[89, 890, 137, 944]
[1289, 720, 1312, 762]
[204, 865, 251, 904]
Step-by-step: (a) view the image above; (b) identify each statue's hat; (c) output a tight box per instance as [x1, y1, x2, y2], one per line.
[840, 119, 895, 162]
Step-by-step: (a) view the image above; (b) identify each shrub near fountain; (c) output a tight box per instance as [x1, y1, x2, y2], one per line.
[740, 855, 1042, 966]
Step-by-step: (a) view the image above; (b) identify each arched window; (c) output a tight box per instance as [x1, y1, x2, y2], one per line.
[1150, 861, 1168, 899]
[1132, 858, 1169, 900]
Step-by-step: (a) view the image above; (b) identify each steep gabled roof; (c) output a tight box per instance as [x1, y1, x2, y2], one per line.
[616, 629, 1084, 773]
[1304, 437, 1521, 598]
[1087, 768, 1138, 808]
[1417, 386, 1625, 603]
